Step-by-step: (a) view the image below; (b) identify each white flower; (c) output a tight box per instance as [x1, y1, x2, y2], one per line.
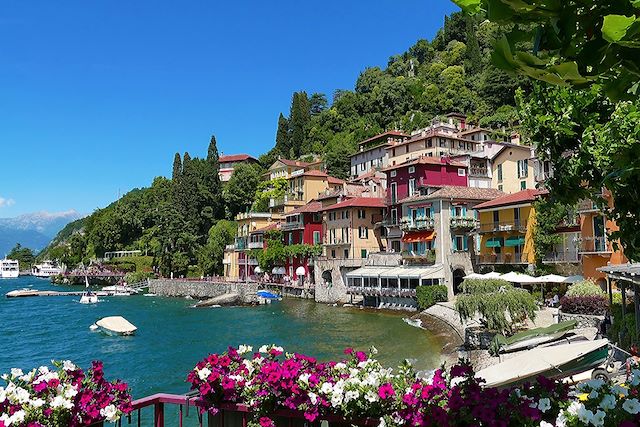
[330, 392, 343, 408]
[378, 417, 386, 427]
[197, 367, 211, 381]
[631, 369, 640, 386]
[344, 390, 359, 402]
[450, 377, 464, 388]
[591, 410, 605, 427]
[357, 361, 369, 369]
[13, 387, 30, 404]
[100, 404, 119, 422]
[579, 379, 604, 391]
[599, 394, 616, 410]
[259, 345, 268, 353]
[9, 410, 25, 425]
[237, 345, 253, 355]
[576, 406, 594, 424]
[588, 389, 599, 400]
[370, 345, 378, 355]
[0, 414, 9, 426]
[555, 412, 567, 427]
[567, 401, 583, 416]
[30, 398, 45, 408]
[365, 390, 379, 403]
[50, 395, 73, 409]
[10, 368, 23, 378]
[540, 422, 553, 427]
[273, 346, 284, 353]
[37, 366, 49, 375]
[64, 385, 78, 399]
[299, 373, 310, 385]
[334, 363, 347, 370]
[308, 392, 318, 405]
[320, 382, 333, 394]
[62, 360, 77, 371]
[611, 384, 628, 397]
[0, 374, 7, 381]
[623, 398, 640, 414]
[243, 359, 255, 375]
[0, 387, 5, 403]
[537, 397, 551, 413]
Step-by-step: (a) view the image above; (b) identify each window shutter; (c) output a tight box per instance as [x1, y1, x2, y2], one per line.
[462, 206, 467, 216]
[450, 206, 455, 217]
[463, 237, 468, 251]
[452, 236, 457, 251]
[430, 206, 435, 217]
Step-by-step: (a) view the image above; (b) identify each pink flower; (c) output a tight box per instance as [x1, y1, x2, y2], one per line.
[378, 383, 395, 399]
[259, 417, 274, 427]
[343, 348, 353, 355]
[355, 351, 367, 362]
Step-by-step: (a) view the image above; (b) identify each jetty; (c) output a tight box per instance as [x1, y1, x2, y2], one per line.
[7, 289, 108, 298]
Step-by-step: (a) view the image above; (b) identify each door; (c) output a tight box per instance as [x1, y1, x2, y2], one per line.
[593, 216, 606, 251]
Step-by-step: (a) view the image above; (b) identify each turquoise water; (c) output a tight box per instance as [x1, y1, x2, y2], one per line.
[0, 276, 442, 421]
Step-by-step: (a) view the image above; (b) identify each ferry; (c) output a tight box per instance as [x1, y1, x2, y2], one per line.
[31, 260, 63, 278]
[0, 258, 19, 278]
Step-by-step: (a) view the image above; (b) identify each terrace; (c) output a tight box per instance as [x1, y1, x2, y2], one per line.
[450, 216, 478, 229]
[400, 216, 435, 231]
[477, 220, 526, 233]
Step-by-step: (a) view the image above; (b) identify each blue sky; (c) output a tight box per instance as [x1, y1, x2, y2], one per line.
[0, 0, 458, 217]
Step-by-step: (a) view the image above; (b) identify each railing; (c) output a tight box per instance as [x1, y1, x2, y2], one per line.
[402, 250, 436, 265]
[281, 221, 304, 231]
[543, 251, 580, 263]
[576, 199, 599, 213]
[129, 393, 377, 427]
[579, 237, 611, 254]
[477, 221, 526, 233]
[400, 217, 435, 231]
[347, 287, 417, 297]
[450, 217, 478, 229]
[381, 218, 400, 227]
[248, 241, 264, 249]
[224, 244, 236, 251]
[476, 254, 529, 264]
[325, 238, 348, 245]
[469, 167, 488, 177]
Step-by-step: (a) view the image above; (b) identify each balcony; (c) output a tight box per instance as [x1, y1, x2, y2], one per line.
[400, 216, 435, 231]
[543, 251, 580, 263]
[225, 244, 236, 251]
[269, 197, 285, 208]
[402, 250, 436, 265]
[281, 220, 304, 231]
[450, 217, 479, 229]
[476, 253, 529, 265]
[477, 221, 526, 233]
[325, 238, 349, 246]
[248, 241, 264, 249]
[576, 199, 600, 213]
[579, 237, 612, 254]
[382, 217, 400, 227]
[347, 287, 417, 298]
[234, 238, 247, 251]
[469, 167, 489, 178]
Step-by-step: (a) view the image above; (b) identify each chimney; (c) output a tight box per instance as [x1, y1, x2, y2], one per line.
[511, 132, 521, 145]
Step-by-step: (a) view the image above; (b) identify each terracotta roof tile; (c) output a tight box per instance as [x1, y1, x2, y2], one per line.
[219, 154, 257, 163]
[279, 159, 311, 167]
[285, 201, 323, 216]
[322, 197, 386, 211]
[382, 156, 467, 171]
[398, 186, 505, 204]
[474, 189, 547, 210]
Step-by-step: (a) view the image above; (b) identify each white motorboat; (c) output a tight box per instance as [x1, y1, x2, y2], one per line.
[93, 316, 137, 336]
[32, 261, 63, 278]
[101, 285, 137, 296]
[0, 258, 19, 278]
[79, 269, 98, 304]
[5, 288, 38, 298]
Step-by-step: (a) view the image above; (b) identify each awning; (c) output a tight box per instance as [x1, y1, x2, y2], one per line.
[402, 231, 436, 243]
[486, 237, 503, 248]
[505, 236, 525, 247]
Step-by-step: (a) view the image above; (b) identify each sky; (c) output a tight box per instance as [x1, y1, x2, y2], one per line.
[0, 0, 459, 218]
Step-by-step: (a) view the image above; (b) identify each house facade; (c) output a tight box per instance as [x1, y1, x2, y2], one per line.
[282, 202, 323, 281]
[490, 143, 536, 193]
[270, 170, 344, 214]
[218, 154, 259, 182]
[350, 131, 408, 178]
[231, 212, 279, 280]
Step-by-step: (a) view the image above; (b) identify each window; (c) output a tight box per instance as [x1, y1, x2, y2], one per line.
[360, 163, 365, 171]
[453, 235, 467, 251]
[313, 231, 321, 245]
[391, 241, 401, 252]
[439, 138, 446, 147]
[331, 249, 336, 258]
[408, 178, 416, 196]
[392, 149, 396, 157]
[288, 232, 294, 245]
[497, 164, 503, 181]
[357, 209, 366, 219]
[520, 180, 527, 190]
[493, 210, 500, 225]
[390, 183, 397, 204]
[427, 152, 433, 157]
[457, 168, 466, 176]
[498, 184, 503, 191]
[361, 249, 367, 259]
[517, 159, 529, 178]
[405, 145, 409, 153]
[343, 249, 349, 258]
[440, 151, 445, 156]
[391, 208, 398, 225]
[358, 226, 369, 239]
[514, 208, 520, 227]
[390, 170, 397, 178]
[408, 166, 415, 174]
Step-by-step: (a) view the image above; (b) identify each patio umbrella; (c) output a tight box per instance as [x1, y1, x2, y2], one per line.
[295, 266, 306, 276]
[537, 274, 567, 283]
[463, 273, 485, 279]
[499, 271, 540, 284]
[254, 266, 262, 274]
[483, 272, 503, 279]
[564, 275, 584, 284]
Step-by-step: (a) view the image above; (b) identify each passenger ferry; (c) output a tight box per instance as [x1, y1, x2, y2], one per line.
[32, 260, 63, 278]
[0, 258, 19, 278]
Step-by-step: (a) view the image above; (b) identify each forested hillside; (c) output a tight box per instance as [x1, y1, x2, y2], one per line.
[42, 10, 528, 276]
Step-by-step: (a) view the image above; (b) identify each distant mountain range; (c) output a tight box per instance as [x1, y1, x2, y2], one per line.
[0, 210, 83, 256]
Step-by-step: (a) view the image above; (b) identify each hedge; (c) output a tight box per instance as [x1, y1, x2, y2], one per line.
[560, 295, 609, 316]
[416, 285, 448, 310]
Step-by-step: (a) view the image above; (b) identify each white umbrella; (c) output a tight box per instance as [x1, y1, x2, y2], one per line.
[463, 273, 485, 279]
[500, 271, 539, 284]
[277, 267, 286, 275]
[271, 267, 279, 275]
[537, 274, 567, 283]
[254, 266, 262, 274]
[564, 275, 584, 284]
[295, 266, 306, 276]
[483, 272, 503, 279]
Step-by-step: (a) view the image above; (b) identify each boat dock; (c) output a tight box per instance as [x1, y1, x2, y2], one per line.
[5, 289, 110, 298]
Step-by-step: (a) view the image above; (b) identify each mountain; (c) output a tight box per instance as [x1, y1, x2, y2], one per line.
[0, 210, 83, 255]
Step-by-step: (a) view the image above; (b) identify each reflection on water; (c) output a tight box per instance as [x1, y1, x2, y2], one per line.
[0, 276, 443, 398]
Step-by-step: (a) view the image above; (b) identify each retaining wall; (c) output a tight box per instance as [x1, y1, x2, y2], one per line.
[148, 279, 259, 302]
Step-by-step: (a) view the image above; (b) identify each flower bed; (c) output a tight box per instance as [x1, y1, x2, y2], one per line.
[0, 360, 132, 427]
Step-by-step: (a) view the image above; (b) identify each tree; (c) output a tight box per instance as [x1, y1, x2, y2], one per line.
[172, 153, 182, 181]
[532, 199, 571, 269]
[223, 163, 261, 218]
[309, 93, 328, 116]
[324, 138, 354, 180]
[274, 113, 290, 156]
[198, 220, 237, 276]
[206, 135, 224, 220]
[7, 243, 35, 269]
[288, 92, 311, 158]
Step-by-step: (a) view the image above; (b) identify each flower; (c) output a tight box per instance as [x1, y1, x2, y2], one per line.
[198, 367, 211, 381]
[259, 345, 269, 353]
[591, 410, 606, 427]
[611, 384, 628, 397]
[566, 401, 583, 416]
[62, 360, 76, 371]
[10, 368, 23, 378]
[259, 417, 274, 427]
[238, 345, 253, 355]
[599, 394, 616, 410]
[100, 404, 119, 422]
[622, 398, 640, 414]
[576, 405, 594, 424]
[537, 397, 551, 413]
[540, 421, 553, 427]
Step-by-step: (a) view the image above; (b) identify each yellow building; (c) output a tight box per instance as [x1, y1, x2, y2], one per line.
[271, 170, 344, 214]
[491, 143, 536, 193]
[322, 197, 386, 259]
[474, 189, 543, 266]
[266, 158, 323, 180]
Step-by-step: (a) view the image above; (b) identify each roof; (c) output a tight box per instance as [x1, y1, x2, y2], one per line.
[272, 159, 311, 169]
[285, 201, 323, 216]
[474, 189, 547, 210]
[398, 186, 505, 204]
[446, 112, 467, 118]
[391, 130, 483, 149]
[322, 197, 386, 211]
[458, 127, 491, 136]
[598, 264, 640, 284]
[252, 222, 280, 234]
[297, 169, 345, 184]
[382, 156, 467, 172]
[357, 131, 409, 147]
[219, 154, 257, 163]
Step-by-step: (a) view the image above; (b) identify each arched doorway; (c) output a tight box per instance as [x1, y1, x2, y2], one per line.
[453, 268, 466, 295]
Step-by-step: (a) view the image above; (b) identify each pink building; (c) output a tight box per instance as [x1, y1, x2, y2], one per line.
[282, 202, 323, 281]
[382, 156, 469, 252]
[219, 154, 259, 182]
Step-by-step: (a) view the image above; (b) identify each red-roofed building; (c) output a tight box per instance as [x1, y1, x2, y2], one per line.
[350, 131, 409, 178]
[322, 198, 386, 260]
[218, 154, 259, 182]
[270, 168, 345, 215]
[282, 201, 324, 280]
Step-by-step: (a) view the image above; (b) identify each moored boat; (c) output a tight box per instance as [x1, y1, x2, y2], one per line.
[93, 316, 137, 336]
[0, 258, 19, 278]
[491, 320, 578, 354]
[31, 260, 63, 278]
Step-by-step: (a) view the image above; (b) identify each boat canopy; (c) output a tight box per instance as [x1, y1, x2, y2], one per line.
[346, 265, 445, 280]
[96, 316, 137, 335]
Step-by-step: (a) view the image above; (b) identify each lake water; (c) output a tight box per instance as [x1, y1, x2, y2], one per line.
[0, 276, 443, 422]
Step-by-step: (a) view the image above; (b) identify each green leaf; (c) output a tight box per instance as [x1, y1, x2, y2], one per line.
[451, 0, 482, 14]
[602, 14, 637, 43]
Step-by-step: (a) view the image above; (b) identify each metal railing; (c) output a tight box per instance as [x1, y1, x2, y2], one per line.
[450, 217, 478, 229]
[543, 251, 580, 263]
[347, 287, 417, 297]
[576, 199, 599, 213]
[400, 217, 435, 231]
[247, 241, 264, 249]
[281, 221, 304, 231]
[579, 237, 611, 254]
[477, 221, 527, 233]
[476, 253, 530, 264]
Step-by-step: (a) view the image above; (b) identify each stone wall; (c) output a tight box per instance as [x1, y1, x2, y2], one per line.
[148, 279, 259, 303]
[558, 311, 604, 329]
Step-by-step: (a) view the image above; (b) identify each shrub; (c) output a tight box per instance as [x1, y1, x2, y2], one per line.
[461, 278, 510, 294]
[123, 270, 155, 284]
[565, 279, 605, 297]
[416, 285, 448, 310]
[560, 295, 609, 315]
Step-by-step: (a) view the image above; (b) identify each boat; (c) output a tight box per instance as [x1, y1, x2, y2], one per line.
[101, 285, 137, 296]
[5, 288, 39, 298]
[93, 316, 137, 336]
[257, 290, 281, 300]
[79, 270, 98, 304]
[491, 320, 578, 354]
[0, 258, 19, 279]
[31, 261, 63, 278]
[476, 339, 610, 388]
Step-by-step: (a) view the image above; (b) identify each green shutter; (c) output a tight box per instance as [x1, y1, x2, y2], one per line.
[452, 236, 457, 251]
[505, 236, 526, 247]
[463, 237, 469, 251]
[486, 237, 503, 248]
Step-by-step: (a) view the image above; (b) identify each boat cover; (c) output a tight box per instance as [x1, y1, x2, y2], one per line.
[476, 339, 609, 387]
[96, 316, 137, 335]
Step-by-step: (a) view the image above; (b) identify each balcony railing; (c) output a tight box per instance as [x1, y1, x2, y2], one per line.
[476, 254, 529, 264]
[347, 287, 417, 297]
[382, 218, 400, 227]
[469, 167, 489, 178]
[450, 217, 479, 229]
[325, 238, 349, 246]
[477, 221, 527, 233]
[402, 250, 436, 265]
[579, 237, 612, 254]
[576, 199, 600, 213]
[248, 241, 264, 249]
[234, 238, 247, 251]
[543, 251, 580, 263]
[281, 221, 304, 231]
[225, 244, 236, 251]
[400, 217, 435, 231]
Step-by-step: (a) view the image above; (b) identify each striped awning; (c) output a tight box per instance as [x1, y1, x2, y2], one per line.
[486, 237, 503, 248]
[505, 236, 525, 247]
[401, 231, 436, 243]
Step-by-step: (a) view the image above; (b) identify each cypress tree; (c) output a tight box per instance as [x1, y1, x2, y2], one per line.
[464, 16, 482, 75]
[207, 135, 219, 165]
[274, 113, 290, 156]
[206, 135, 223, 220]
[172, 153, 182, 181]
[288, 91, 310, 158]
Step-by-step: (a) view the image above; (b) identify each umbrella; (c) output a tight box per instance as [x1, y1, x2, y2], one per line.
[537, 274, 567, 283]
[295, 266, 306, 276]
[463, 273, 485, 279]
[500, 271, 540, 284]
[484, 272, 503, 279]
[254, 266, 262, 274]
[271, 267, 279, 275]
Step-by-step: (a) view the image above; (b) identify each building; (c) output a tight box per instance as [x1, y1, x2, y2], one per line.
[227, 212, 280, 280]
[350, 131, 408, 178]
[450, 154, 492, 189]
[489, 142, 536, 193]
[282, 201, 323, 281]
[266, 158, 323, 181]
[578, 191, 627, 286]
[322, 198, 386, 260]
[474, 189, 544, 268]
[383, 156, 469, 252]
[270, 170, 344, 214]
[218, 154, 259, 182]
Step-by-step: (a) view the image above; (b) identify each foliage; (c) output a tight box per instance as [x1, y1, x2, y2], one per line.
[416, 285, 448, 310]
[7, 243, 35, 268]
[566, 279, 606, 298]
[223, 163, 261, 219]
[560, 295, 609, 316]
[453, 0, 640, 101]
[609, 303, 637, 350]
[532, 198, 571, 267]
[105, 256, 153, 273]
[252, 177, 288, 212]
[456, 279, 537, 333]
[517, 83, 640, 261]
[284, 244, 323, 259]
[198, 220, 237, 276]
[123, 270, 155, 284]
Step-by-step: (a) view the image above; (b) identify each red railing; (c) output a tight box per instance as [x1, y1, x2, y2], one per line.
[128, 393, 377, 427]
